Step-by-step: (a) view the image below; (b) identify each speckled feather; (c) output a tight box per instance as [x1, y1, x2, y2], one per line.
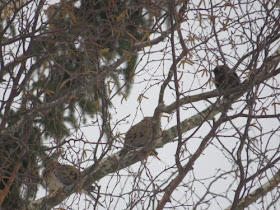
[42, 161, 80, 192]
[120, 117, 157, 156]
[42, 160, 103, 206]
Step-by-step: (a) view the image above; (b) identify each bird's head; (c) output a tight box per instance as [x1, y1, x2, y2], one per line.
[213, 65, 230, 75]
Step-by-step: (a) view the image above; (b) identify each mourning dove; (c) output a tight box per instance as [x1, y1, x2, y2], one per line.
[42, 160, 103, 206]
[119, 117, 160, 156]
[213, 65, 240, 91]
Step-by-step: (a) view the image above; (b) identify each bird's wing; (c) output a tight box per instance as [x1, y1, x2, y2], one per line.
[54, 165, 79, 186]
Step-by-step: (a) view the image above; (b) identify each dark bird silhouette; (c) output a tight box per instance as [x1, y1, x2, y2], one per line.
[213, 65, 240, 94]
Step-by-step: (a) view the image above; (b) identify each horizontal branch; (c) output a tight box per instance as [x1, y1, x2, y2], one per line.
[29, 39, 280, 210]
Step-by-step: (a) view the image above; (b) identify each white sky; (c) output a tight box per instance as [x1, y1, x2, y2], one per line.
[1, 0, 279, 209]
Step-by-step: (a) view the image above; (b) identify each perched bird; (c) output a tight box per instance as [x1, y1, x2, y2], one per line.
[42, 160, 103, 206]
[213, 65, 240, 92]
[119, 117, 160, 156]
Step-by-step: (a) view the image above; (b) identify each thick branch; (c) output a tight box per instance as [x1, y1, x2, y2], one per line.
[30, 41, 280, 209]
[225, 170, 280, 210]
[29, 40, 280, 210]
